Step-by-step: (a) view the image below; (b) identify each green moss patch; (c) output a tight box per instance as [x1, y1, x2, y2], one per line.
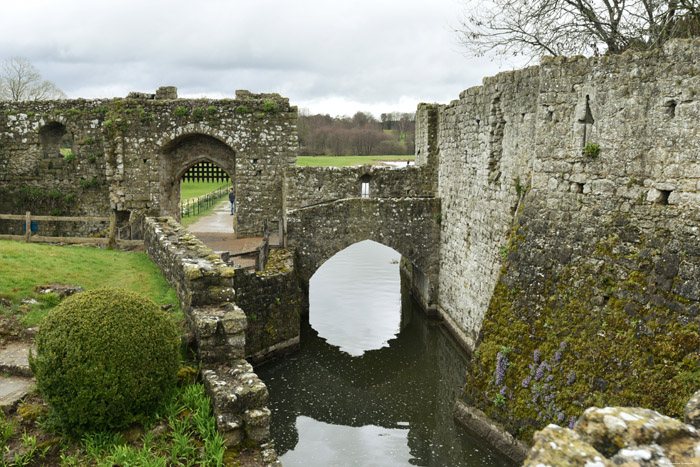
[465, 206, 700, 443]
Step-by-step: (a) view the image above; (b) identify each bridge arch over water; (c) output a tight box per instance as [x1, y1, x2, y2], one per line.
[285, 196, 441, 309]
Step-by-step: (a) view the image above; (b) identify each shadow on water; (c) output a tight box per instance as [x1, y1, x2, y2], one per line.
[256, 241, 514, 466]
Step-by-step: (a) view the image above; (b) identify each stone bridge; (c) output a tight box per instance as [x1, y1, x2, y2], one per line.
[285, 196, 441, 308]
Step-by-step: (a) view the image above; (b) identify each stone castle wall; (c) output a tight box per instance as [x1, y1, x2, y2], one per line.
[232, 249, 305, 363]
[416, 38, 700, 448]
[0, 89, 298, 238]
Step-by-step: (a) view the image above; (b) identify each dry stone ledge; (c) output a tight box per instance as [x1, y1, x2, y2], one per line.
[0, 376, 33, 414]
[202, 361, 270, 448]
[524, 391, 700, 466]
[0, 342, 33, 378]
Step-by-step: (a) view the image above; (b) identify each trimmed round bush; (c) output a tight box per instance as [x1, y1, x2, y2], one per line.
[29, 288, 180, 433]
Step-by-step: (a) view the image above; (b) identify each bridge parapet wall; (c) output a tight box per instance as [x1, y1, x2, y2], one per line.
[284, 164, 435, 210]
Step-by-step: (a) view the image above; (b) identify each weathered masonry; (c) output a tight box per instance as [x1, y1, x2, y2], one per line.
[5, 37, 700, 462]
[418, 38, 700, 459]
[0, 87, 297, 238]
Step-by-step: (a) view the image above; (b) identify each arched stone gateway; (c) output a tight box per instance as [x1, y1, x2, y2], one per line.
[160, 133, 236, 220]
[0, 88, 298, 237]
[285, 197, 441, 309]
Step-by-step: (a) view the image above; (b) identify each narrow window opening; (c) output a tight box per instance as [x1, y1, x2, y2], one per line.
[361, 182, 370, 198]
[578, 95, 595, 149]
[253, 159, 258, 165]
[360, 174, 371, 198]
[575, 182, 584, 193]
[257, 170, 262, 177]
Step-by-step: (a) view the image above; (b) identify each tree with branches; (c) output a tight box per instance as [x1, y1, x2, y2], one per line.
[0, 57, 66, 101]
[457, 0, 700, 61]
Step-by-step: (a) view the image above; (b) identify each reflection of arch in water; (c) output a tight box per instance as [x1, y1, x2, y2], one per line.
[160, 133, 236, 220]
[308, 240, 408, 356]
[261, 285, 476, 463]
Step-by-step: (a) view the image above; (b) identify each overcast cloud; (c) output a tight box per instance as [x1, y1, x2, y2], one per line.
[0, 0, 517, 117]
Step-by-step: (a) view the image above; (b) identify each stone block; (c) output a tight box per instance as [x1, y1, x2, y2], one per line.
[242, 408, 271, 443]
[0, 376, 33, 414]
[524, 424, 609, 467]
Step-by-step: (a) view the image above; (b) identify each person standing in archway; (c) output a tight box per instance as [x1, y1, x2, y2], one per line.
[229, 187, 235, 215]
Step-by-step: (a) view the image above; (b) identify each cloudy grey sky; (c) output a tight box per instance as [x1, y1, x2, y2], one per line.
[0, 0, 516, 117]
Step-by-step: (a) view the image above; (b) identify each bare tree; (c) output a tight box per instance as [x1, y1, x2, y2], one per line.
[457, 0, 700, 61]
[0, 57, 66, 101]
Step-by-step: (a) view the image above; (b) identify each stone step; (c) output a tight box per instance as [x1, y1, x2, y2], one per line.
[0, 342, 33, 378]
[0, 375, 33, 414]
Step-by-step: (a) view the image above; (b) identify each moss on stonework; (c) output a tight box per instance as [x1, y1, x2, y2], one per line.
[464, 213, 700, 443]
[257, 249, 293, 277]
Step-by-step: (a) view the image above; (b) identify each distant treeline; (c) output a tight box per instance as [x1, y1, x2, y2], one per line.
[298, 111, 415, 156]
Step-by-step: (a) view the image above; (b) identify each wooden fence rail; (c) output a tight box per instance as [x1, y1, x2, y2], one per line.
[0, 211, 142, 248]
[179, 185, 231, 219]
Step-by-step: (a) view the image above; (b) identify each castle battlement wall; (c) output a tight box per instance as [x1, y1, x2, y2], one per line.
[417, 38, 700, 450]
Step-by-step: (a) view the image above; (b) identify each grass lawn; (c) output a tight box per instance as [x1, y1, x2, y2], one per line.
[180, 181, 230, 201]
[0, 240, 180, 327]
[296, 155, 415, 167]
[0, 241, 272, 466]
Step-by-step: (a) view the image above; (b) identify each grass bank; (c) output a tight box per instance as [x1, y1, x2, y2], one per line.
[0, 240, 180, 327]
[0, 240, 272, 465]
[180, 181, 229, 201]
[296, 155, 414, 167]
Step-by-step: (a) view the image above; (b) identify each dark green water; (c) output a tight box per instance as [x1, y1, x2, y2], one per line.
[256, 241, 513, 466]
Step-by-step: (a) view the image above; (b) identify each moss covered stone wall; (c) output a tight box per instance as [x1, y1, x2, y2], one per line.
[0, 88, 298, 238]
[233, 249, 304, 363]
[416, 38, 700, 443]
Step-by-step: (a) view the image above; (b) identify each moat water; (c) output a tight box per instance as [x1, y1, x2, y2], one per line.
[256, 240, 513, 466]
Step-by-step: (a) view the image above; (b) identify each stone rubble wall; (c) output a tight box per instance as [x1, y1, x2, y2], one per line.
[416, 38, 700, 452]
[284, 164, 435, 210]
[0, 100, 112, 237]
[421, 38, 700, 352]
[0, 88, 298, 238]
[420, 66, 539, 350]
[525, 390, 700, 466]
[232, 249, 305, 364]
[143, 216, 272, 448]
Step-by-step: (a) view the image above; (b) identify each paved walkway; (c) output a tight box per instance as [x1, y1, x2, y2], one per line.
[186, 200, 262, 268]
